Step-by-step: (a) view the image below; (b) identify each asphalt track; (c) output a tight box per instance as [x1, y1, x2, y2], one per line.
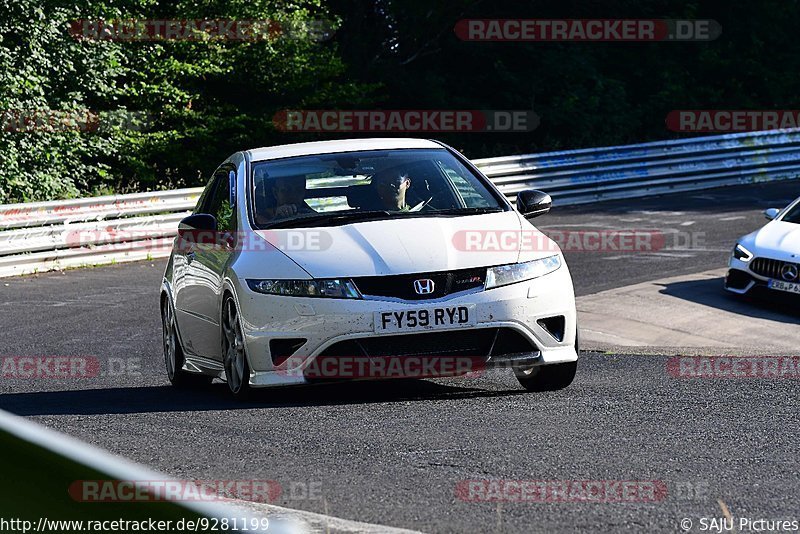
[1, 181, 799, 532]
[544, 180, 800, 296]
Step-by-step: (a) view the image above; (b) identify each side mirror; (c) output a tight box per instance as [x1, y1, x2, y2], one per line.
[178, 213, 217, 243]
[764, 208, 780, 220]
[516, 190, 552, 219]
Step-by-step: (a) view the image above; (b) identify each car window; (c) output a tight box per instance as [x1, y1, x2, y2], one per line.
[438, 159, 493, 208]
[250, 148, 504, 228]
[205, 168, 236, 232]
[781, 202, 800, 223]
[193, 175, 216, 214]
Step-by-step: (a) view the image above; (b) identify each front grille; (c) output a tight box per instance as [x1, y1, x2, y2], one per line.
[352, 267, 486, 300]
[750, 257, 800, 281]
[317, 328, 536, 359]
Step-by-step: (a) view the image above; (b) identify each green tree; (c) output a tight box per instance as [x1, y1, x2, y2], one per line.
[0, 0, 376, 203]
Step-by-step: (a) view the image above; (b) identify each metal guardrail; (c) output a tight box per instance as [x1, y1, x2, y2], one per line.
[473, 128, 800, 205]
[1, 128, 799, 277]
[0, 188, 201, 230]
[0, 189, 200, 276]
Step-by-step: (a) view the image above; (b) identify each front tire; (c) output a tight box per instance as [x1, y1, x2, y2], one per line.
[514, 328, 579, 391]
[222, 297, 254, 400]
[162, 298, 213, 388]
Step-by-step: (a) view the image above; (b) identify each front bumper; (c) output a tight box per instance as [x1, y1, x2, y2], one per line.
[725, 255, 798, 296]
[232, 265, 578, 387]
[724, 266, 758, 294]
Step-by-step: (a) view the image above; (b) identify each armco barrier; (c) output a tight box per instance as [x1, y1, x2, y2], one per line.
[473, 128, 800, 205]
[1, 128, 799, 277]
[0, 188, 201, 230]
[0, 189, 201, 276]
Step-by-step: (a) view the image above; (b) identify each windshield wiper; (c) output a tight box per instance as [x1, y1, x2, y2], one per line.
[426, 207, 505, 216]
[262, 207, 504, 228]
[263, 210, 404, 229]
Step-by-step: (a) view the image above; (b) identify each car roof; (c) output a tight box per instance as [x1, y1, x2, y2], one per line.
[247, 138, 443, 162]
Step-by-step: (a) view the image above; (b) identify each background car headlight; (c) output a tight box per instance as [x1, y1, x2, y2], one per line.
[485, 255, 561, 289]
[732, 243, 753, 262]
[247, 278, 361, 298]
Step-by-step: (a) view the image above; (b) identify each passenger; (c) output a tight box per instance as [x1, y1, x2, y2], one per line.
[255, 174, 316, 223]
[271, 175, 316, 218]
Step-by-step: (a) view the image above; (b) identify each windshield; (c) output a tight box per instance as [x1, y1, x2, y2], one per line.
[781, 202, 800, 223]
[250, 148, 505, 228]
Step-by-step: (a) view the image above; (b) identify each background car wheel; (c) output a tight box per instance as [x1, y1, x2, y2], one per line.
[514, 328, 579, 391]
[162, 298, 212, 388]
[222, 297, 253, 400]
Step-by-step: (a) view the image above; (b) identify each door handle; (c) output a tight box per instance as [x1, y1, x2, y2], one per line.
[186, 251, 196, 263]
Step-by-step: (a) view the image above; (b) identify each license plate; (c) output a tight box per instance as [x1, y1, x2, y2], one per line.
[768, 279, 800, 294]
[374, 305, 476, 333]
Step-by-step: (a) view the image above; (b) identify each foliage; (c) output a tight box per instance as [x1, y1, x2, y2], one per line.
[0, 0, 372, 202]
[2, 0, 799, 201]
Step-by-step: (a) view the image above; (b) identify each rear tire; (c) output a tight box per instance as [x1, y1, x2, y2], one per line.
[515, 328, 579, 391]
[162, 297, 213, 388]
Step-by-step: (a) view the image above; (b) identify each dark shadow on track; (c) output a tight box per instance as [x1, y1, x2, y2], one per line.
[0, 378, 530, 416]
[658, 276, 800, 324]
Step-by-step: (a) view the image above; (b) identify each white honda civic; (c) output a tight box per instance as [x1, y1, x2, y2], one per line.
[160, 138, 578, 398]
[725, 195, 800, 296]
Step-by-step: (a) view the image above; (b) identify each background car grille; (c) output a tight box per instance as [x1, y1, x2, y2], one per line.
[749, 257, 799, 281]
[352, 268, 486, 300]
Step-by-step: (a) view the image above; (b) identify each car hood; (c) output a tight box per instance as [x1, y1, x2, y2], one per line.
[742, 221, 800, 260]
[255, 211, 557, 278]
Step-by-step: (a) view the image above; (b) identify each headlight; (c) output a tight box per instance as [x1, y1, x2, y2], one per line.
[732, 243, 753, 262]
[485, 255, 561, 289]
[246, 278, 361, 298]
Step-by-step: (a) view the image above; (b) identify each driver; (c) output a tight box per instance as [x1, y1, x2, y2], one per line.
[372, 171, 412, 211]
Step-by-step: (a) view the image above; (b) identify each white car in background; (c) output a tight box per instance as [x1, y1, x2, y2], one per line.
[725, 195, 800, 296]
[160, 138, 578, 398]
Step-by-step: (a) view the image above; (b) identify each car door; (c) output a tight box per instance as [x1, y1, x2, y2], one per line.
[172, 173, 214, 352]
[174, 164, 238, 360]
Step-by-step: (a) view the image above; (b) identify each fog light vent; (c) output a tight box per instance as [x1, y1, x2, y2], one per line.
[270, 338, 307, 366]
[725, 269, 752, 290]
[537, 316, 565, 342]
